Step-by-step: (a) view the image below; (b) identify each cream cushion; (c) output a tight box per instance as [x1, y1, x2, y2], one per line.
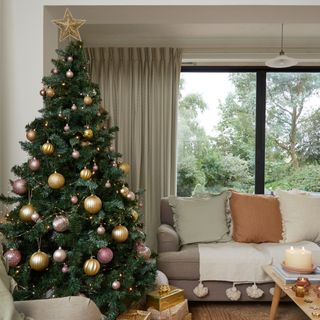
[276, 190, 320, 243]
[168, 192, 230, 245]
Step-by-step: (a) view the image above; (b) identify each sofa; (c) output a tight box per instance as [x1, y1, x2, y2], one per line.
[157, 190, 320, 302]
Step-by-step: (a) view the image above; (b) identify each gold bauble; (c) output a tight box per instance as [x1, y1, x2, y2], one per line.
[26, 129, 36, 142]
[84, 194, 102, 214]
[83, 128, 93, 140]
[120, 186, 129, 197]
[131, 210, 139, 222]
[29, 250, 49, 271]
[112, 225, 129, 243]
[84, 95, 93, 106]
[119, 162, 130, 174]
[80, 167, 92, 180]
[83, 257, 100, 276]
[41, 141, 54, 155]
[19, 204, 35, 222]
[48, 172, 65, 189]
[46, 87, 55, 97]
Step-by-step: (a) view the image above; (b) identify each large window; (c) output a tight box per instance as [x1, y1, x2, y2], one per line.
[177, 69, 320, 196]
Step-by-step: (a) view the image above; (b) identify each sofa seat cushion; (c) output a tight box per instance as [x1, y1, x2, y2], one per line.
[157, 244, 200, 280]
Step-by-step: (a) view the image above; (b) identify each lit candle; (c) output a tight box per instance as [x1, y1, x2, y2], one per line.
[284, 246, 313, 270]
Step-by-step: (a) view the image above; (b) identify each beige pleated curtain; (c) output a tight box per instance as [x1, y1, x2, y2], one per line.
[85, 48, 182, 251]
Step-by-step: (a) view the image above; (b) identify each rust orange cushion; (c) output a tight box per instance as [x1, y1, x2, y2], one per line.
[229, 191, 283, 243]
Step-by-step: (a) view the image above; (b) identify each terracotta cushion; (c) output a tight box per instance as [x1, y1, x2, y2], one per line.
[229, 191, 283, 243]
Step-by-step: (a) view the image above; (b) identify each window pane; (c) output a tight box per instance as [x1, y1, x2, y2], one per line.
[265, 72, 320, 192]
[177, 73, 256, 196]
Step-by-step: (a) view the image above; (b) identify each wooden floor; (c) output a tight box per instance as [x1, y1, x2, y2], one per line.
[189, 302, 309, 320]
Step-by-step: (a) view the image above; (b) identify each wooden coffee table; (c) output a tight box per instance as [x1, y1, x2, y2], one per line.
[263, 265, 320, 320]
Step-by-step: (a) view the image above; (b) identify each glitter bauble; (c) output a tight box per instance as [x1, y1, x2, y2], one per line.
[131, 210, 139, 222]
[31, 212, 40, 222]
[64, 124, 70, 132]
[62, 264, 69, 273]
[119, 162, 130, 174]
[26, 129, 37, 142]
[48, 172, 65, 189]
[66, 69, 74, 78]
[80, 167, 92, 180]
[97, 247, 113, 264]
[105, 181, 111, 188]
[72, 150, 80, 159]
[46, 87, 55, 97]
[29, 250, 49, 271]
[97, 225, 106, 235]
[53, 247, 67, 262]
[41, 141, 54, 155]
[67, 56, 73, 62]
[112, 280, 121, 290]
[84, 195, 102, 214]
[112, 225, 129, 243]
[4, 249, 21, 267]
[52, 215, 69, 232]
[40, 88, 46, 97]
[137, 245, 151, 260]
[12, 178, 27, 194]
[83, 95, 93, 106]
[71, 195, 78, 204]
[127, 191, 135, 201]
[83, 128, 93, 139]
[28, 158, 40, 171]
[83, 257, 100, 276]
[19, 204, 35, 221]
[120, 186, 129, 197]
[71, 104, 77, 111]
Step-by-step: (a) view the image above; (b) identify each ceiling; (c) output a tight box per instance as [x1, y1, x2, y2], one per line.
[46, 5, 320, 65]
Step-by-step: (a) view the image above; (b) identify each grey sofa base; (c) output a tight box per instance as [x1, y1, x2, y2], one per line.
[169, 280, 279, 302]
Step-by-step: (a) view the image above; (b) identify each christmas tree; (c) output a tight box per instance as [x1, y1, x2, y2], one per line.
[0, 10, 156, 320]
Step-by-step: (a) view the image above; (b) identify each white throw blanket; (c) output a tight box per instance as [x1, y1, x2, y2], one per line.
[198, 240, 320, 283]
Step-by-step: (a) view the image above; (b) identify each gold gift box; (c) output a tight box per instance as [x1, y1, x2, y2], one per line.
[146, 286, 185, 311]
[117, 309, 151, 320]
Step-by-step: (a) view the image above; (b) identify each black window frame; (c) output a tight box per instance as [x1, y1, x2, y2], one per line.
[181, 66, 320, 194]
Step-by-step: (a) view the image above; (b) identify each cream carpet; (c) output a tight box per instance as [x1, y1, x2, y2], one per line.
[189, 302, 309, 320]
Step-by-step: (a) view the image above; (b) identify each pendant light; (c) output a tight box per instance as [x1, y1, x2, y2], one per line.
[265, 24, 298, 68]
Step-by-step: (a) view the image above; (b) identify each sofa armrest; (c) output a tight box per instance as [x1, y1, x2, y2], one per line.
[157, 224, 180, 253]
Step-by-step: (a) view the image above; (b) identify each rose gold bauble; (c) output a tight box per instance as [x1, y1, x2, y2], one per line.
[26, 129, 37, 141]
[72, 150, 80, 159]
[31, 212, 40, 222]
[83, 95, 93, 106]
[67, 56, 73, 62]
[29, 250, 49, 271]
[48, 172, 65, 189]
[28, 158, 40, 171]
[80, 167, 92, 180]
[120, 186, 129, 197]
[105, 181, 111, 188]
[127, 191, 135, 201]
[66, 69, 74, 78]
[84, 195, 102, 214]
[119, 162, 130, 174]
[40, 88, 46, 97]
[136, 245, 151, 260]
[83, 257, 100, 276]
[112, 225, 129, 243]
[52, 215, 69, 232]
[51, 68, 59, 75]
[19, 204, 35, 221]
[97, 225, 106, 235]
[53, 247, 67, 262]
[97, 247, 113, 264]
[12, 178, 27, 194]
[112, 280, 121, 290]
[83, 128, 93, 139]
[41, 141, 54, 155]
[46, 87, 55, 97]
[131, 210, 139, 222]
[4, 249, 22, 267]
[71, 195, 78, 204]
[71, 104, 77, 111]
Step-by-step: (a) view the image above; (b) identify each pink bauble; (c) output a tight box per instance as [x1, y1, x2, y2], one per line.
[71, 104, 77, 111]
[71, 195, 78, 204]
[127, 191, 135, 201]
[93, 164, 98, 171]
[31, 212, 40, 222]
[97, 225, 106, 235]
[97, 247, 113, 264]
[51, 68, 59, 75]
[53, 247, 67, 262]
[62, 264, 69, 273]
[64, 124, 70, 132]
[66, 69, 74, 78]
[28, 158, 40, 171]
[105, 181, 111, 188]
[72, 150, 80, 159]
[139, 202, 144, 208]
[12, 178, 27, 195]
[137, 245, 151, 260]
[52, 215, 69, 232]
[4, 249, 22, 267]
[112, 280, 120, 290]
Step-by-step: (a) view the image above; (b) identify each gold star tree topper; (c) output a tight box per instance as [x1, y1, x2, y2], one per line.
[52, 8, 86, 42]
